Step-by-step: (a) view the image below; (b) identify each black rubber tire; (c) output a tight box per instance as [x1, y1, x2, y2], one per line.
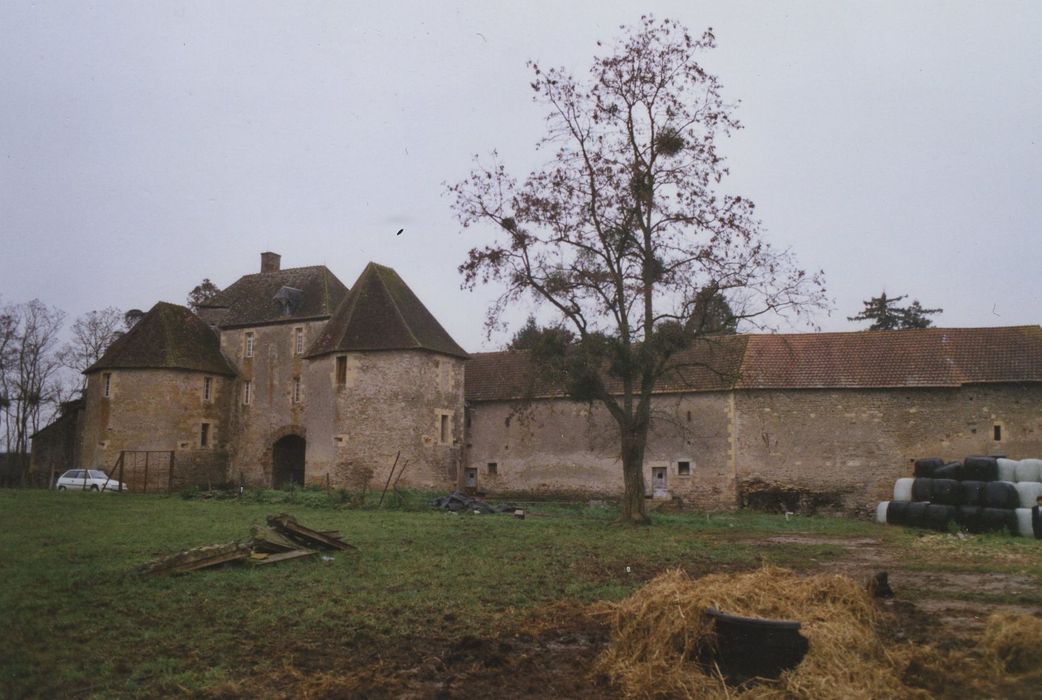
[905, 502, 930, 528]
[926, 504, 957, 531]
[886, 501, 909, 525]
[982, 482, 1019, 510]
[57, 485, 67, 491]
[914, 458, 945, 478]
[912, 478, 933, 502]
[931, 479, 962, 506]
[90, 485, 99, 492]
[933, 463, 964, 480]
[956, 506, 984, 533]
[963, 456, 999, 482]
[960, 481, 986, 507]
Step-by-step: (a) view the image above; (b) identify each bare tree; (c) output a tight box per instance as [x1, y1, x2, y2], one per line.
[1, 300, 65, 483]
[187, 279, 220, 312]
[449, 17, 826, 523]
[61, 307, 123, 389]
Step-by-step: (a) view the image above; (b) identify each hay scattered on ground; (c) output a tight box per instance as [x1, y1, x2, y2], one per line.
[982, 611, 1042, 676]
[596, 566, 918, 699]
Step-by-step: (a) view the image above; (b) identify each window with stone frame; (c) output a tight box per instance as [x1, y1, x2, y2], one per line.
[335, 355, 347, 386]
[293, 327, 304, 355]
[242, 380, 252, 405]
[245, 331, 255, 358]
[200, 422, 210, 448]
[102, 372, 112, 398]
[292, 377, 302, 404]
[203, 376, 213, 402]
[437, 412, 452, 444]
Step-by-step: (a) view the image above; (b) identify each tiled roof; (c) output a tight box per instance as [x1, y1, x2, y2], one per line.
[465, 336, 748, 402]
[86, 302, 235, 376]
[307, 262, 468, 359]
[199, 266, 347, 328]
[737, 325, 1042, 389]
[465, 326, 1042, 401]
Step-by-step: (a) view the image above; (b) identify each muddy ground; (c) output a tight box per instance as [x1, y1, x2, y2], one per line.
[204, 531, 1042, 699]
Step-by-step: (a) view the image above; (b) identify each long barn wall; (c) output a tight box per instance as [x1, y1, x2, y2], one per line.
[466, 384, 1042, 511]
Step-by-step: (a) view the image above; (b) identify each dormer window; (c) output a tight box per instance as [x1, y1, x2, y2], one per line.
[274, 286, 303, 316]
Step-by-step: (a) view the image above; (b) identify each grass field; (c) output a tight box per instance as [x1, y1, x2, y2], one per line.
[2, 489, 1040, 698]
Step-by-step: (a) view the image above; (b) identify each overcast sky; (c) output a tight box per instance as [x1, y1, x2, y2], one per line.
[1, 1, 1039, 351]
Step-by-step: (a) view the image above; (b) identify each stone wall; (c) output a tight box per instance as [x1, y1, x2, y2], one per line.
[734, 383, 1042, 510]
[220, 320, 324, 485]
[29, 404, 84, 483]
[304, 350, 465, 491]
[79, 368, 232, 472]
[465, 392, 736, 509]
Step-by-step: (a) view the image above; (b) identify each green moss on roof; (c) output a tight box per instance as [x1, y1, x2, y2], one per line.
[86, 302, 235, 376]
[308, 262, 467, 359]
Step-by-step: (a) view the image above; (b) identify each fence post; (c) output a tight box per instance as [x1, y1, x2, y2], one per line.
[168, 451, 175, 492]
[143, 452, 149, 494]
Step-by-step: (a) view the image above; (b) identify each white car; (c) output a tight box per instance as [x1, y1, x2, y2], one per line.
[55, 469, 127, 492]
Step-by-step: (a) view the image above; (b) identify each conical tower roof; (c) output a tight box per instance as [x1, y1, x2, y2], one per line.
[307, 263, 467, 359]
[86, 302, 235, 375]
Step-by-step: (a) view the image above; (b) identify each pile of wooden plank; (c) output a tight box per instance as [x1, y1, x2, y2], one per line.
[137, 512, 355, 575]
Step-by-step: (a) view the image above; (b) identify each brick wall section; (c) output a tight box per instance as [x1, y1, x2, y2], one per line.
[221, 320, 323, 485]
[305, 350, 464, 491]
[734, 383, 1042, 510]
[466, 392, 736, 509]
[79, 368, 232, 472]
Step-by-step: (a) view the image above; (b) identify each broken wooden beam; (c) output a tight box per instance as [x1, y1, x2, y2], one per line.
[138, 541, 252, 576]
[266, 513, 355, 551]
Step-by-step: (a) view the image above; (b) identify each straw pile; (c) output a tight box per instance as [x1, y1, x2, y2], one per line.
[982, 611, 1042, 677]
[596, 567, 926, 699]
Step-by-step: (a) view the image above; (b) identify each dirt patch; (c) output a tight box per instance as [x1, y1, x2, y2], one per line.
[204, 605, 614, 699]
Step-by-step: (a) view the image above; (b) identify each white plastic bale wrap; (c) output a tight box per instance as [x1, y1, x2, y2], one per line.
[876, 501, 889, 524]
[892, 478, 914, 502]
[998, 458, 1019, 482]
[1015, 481, 1042, 508]
[1017, 459, 1042, 483]
[1016, 508, 1034, 538]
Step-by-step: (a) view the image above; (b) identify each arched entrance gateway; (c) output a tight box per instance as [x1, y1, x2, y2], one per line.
[272, 434, 306, 487]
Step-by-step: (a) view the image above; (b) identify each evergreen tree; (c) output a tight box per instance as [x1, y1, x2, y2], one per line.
[849, 292, 942, 330]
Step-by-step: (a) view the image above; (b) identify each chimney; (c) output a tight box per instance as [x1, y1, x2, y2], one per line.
[261, 252, 281, 273]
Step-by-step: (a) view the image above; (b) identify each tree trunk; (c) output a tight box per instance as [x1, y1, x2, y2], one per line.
[620, 429, 650, 524]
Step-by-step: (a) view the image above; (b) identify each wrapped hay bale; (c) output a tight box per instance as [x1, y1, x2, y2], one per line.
[982, 612, 1042, 675]
[1015, 508, 1034, 538]
[886, 501, 909, 525]
[960, 480, 986, 507]
[875, 501, 889, 524]
[911, 478, 933, 503]
[930, 479, 962, 506]
[596, 567, 923, 699]
[997, 458, 1019, 482]
[913, 457, 944, 478]
[1016, 459, 1042, 483]
[1014, 481, 1042, 509]
[981, 481, 1019, 510]
[892, 478, 914, 502]
[955, 505, 984, 533]
[962, 456, 998, 481]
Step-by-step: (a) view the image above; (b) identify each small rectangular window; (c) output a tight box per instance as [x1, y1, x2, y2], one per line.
[200, 422, 210, 447]
[245, 332, 255, 358]
[292, 377, 302, 404]
[242, 380, 252, 405]
[203, 376, 213, 402]
[487, 462, 498, 475]
[335, 356, 347, 386]
[678, 461, 691, 476]
[293, 327, 304, 355]
[102, 373, 112, 398]
[440, 414, 449, 444]
[994, 425, 1002, 441]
